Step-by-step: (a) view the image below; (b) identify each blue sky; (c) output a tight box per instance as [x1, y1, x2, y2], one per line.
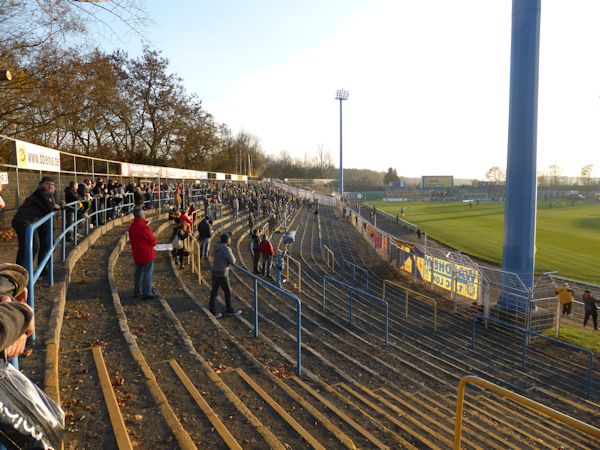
[91, 1, 600, 179]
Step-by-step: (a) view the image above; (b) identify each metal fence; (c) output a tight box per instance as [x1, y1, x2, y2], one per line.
[277, 182, 598, 343]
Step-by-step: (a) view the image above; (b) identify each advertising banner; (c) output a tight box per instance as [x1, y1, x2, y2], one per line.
[422, 256, 479, 300]
[14, 140, 61, 172]
[121, 162, 161, 178]
[421, 176, 454, 189]
[0, 172, 8, 185]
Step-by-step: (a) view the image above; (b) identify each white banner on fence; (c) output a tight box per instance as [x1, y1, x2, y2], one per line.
[0, 172, 7, 184]
[14, 140, 61, 172]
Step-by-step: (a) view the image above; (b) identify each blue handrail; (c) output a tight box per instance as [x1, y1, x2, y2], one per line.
[322, 275, 388, 345]
[24, 191, 176, 339]
[342, 259, 369, 289]
[471, 315, 594, 398]
[234, 264, 302, 375]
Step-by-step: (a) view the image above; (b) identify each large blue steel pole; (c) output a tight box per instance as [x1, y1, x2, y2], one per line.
[499, 0, 541, 310]
[339, 99, 344, 198]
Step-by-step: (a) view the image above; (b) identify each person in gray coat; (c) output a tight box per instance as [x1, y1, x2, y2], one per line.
[208, 234, 242, 318]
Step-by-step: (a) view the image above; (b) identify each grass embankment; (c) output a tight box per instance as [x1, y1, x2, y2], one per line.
[367, 200, 600, 284]
[542, 326, 600, 353]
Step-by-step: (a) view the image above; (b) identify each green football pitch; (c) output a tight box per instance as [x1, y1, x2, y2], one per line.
[366, 200, 600, 284]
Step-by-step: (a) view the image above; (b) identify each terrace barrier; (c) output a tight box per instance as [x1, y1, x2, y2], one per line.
[322, 275, 388, 345]
[382, 279, 438, 332]
[342, 259, 369, 290]
[285, 254, 302, 293]
[322, 245, 335, 272]
[234, 264, 302, 375]
[471, 315, 593, 398]
[454, 376, 600, 450]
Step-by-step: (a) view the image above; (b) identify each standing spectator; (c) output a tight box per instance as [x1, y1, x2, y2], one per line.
[582, 290, 598, 330]
[555, 283, 574, 316]
[258, 235, 275, 278]
[208, 234, 241, 318]
[77, 179, 92, 223]
[170, 218, 189, 270]
[128, 208, 158, 299]
[232, 195, 239, 220]
[133, 185, 144, 209]
[198, 216, 212, 259]
[275, 249, 287, 288]
[12, 176, 60, 269]
[64, 181, 79, 241]
[248, 211, 255, 234]
[175, 184, 182, 212]
[251, 229, 261, 274]
[179, 210, 193, 233]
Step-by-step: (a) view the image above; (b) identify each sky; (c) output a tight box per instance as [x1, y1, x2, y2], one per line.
[91, 0, 600, 179]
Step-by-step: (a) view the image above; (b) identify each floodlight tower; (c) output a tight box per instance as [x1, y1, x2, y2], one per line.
[335, 89, 349, 198]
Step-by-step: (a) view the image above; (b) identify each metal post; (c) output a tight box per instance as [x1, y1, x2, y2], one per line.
[521, 334, 527, 370]
[253, 279, 258, 338]
[296, 303, 302, 376]
[555, 300, 561, 338]
[500, 0, 541, 311]
[322, 277, 326, 310]
[384, 304, 389, 346]
[94, 196, 99, 227]
[61, 208, 67, 261]
[348, 290, 353, 326]
[48, 218, 54, 286]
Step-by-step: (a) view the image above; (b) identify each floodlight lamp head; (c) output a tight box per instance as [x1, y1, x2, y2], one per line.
[335, 89, 349, 100]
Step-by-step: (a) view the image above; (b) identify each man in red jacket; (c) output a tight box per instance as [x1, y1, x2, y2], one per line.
[258, 234, 275, 278]
[128, 208, 158, 299]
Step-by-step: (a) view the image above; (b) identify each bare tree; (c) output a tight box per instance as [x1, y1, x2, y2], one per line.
[485, 166, 506, 183]
[547, 164, 564, 185]
[580, 164, 594, 186]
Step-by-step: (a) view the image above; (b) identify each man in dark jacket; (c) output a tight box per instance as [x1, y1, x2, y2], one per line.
[12, 176, 59, 268]
[208, 234, 241, 318]
[251, 229, 261, 274]
[582, 290, 598, 330]
[198, 217, 212, 258]
[128, 208, 158, 299]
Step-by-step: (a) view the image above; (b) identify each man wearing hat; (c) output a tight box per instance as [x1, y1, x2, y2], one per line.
[208, 233, 241, 318]
[12, 176, 60, 269]
[128, 208, 158, 299]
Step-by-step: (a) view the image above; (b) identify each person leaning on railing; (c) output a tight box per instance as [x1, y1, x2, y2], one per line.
[582, 290, 598, 331]
[11, 176, 60, 270]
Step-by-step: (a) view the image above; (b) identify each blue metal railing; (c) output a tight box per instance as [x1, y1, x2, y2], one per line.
[234, 264, 302, 375]
[322, 275, 388, 345]
[342, 259, 369, 289]
[24, 191, 175, 341]
[471, 315, 594, 398]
